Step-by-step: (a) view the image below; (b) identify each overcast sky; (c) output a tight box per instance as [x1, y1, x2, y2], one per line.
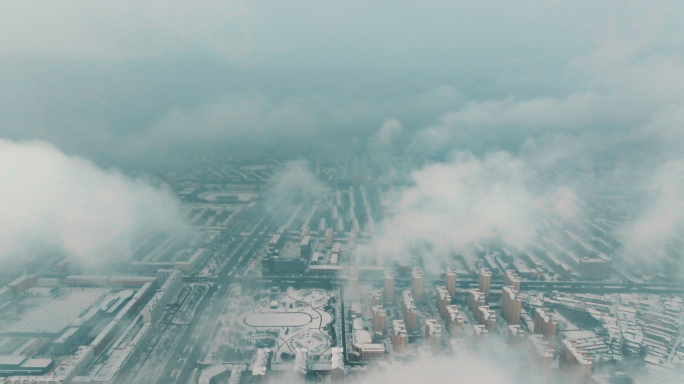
[2, 0, 683, 164]
[2, 1, 684, 267]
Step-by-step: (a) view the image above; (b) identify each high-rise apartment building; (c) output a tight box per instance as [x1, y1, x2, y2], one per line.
[534, 308, 558, 339]
[504, 270, 521, 291]
[445, 305, 464, 337]
[391, 320, 407, 353]
[372, 305, 387, 333]
[348, 268, 359, 300]
[501, 286, 522, 325]
[300, 227, 310, 241]
[424, 319, 442, 348]
[445, 267, 457, 297]
[506, 325, 526, 344]
[469, 289, 485, 313]
[411, 267, 424, 302]
[478, 268, 492, 301]
[401, 291, 419, 330]
[370, 290, 383, 307]
[560, 338, 593, 383]
[529, 334, 554, 377]
[349, 229, 358, 248]
[475, 305, 497, 331]
[435, 286, 451, 319]
[325, 228, 334, 248]
[384, 268, 395, 304]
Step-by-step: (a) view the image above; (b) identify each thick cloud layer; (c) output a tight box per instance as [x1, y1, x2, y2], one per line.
[2, 0, 684, 271]
[371, 119, 403, 147]
[619, 159, 684, 262]
[0, 140, 188, 266]
[3, 0, 683, 164]
[374, 149, 579, 257]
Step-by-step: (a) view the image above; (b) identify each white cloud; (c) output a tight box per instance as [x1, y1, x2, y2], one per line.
[0, 139, 188, 265]
[411, 40, 684, 154]
[374, 150, 579, 257]
[371, 118, 402, 146]
[619, 159, 684, 262]
[122, 96, 318, 155]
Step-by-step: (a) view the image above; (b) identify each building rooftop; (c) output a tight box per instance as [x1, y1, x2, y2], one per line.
[563, 338, 594, 365]
[3, 288, 109, 336]
[294, 348, 308, 374]
[20, 358, 53, 369]
[252, 348, 270, 376]
[0, 355, 27, 367]
[331, 347, 344, 370]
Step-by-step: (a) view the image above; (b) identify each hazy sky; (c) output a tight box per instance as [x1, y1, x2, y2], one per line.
[2, 0, 683, 163]
[2, 1, 684, 269]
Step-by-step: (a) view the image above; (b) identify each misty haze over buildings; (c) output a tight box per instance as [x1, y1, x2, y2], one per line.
[1, 1, 684, 384]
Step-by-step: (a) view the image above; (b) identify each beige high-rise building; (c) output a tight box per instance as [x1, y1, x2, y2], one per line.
[325, 228, 334, 248]
[478, 268, 492, 301]
[372, 305, 387, 333]
[560, 338, 593, 383]
[424, 319, 442, 348]
[529, 334, 554, 377]
[475, 305, 497, 331]
[534, 308, 558, 340]
[504, 270, 521, 291]
[411, 267, 424, 302]
[384, 268, 395, 304]
[445, 305, 464, 337]
[371, 305, 385, 327]
[472, 324, 489, 341]
[435, 286, 451, 319]
[370, 290, 383, 307]
[348, 268, 359, 300]
[401, 290, 419, 330]
[349, 229, 358, 248]
[445, 267, 457, 297]
[469, 289, 485, 313]
[405, 308, 418, 331]
[391, 320, 408, 353]
[501, 286, 522, 325]
[505, 325, 526, 344]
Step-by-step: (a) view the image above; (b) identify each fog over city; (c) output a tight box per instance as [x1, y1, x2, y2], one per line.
[0, 140, 188, 268]
[1, 1, 684, 384]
